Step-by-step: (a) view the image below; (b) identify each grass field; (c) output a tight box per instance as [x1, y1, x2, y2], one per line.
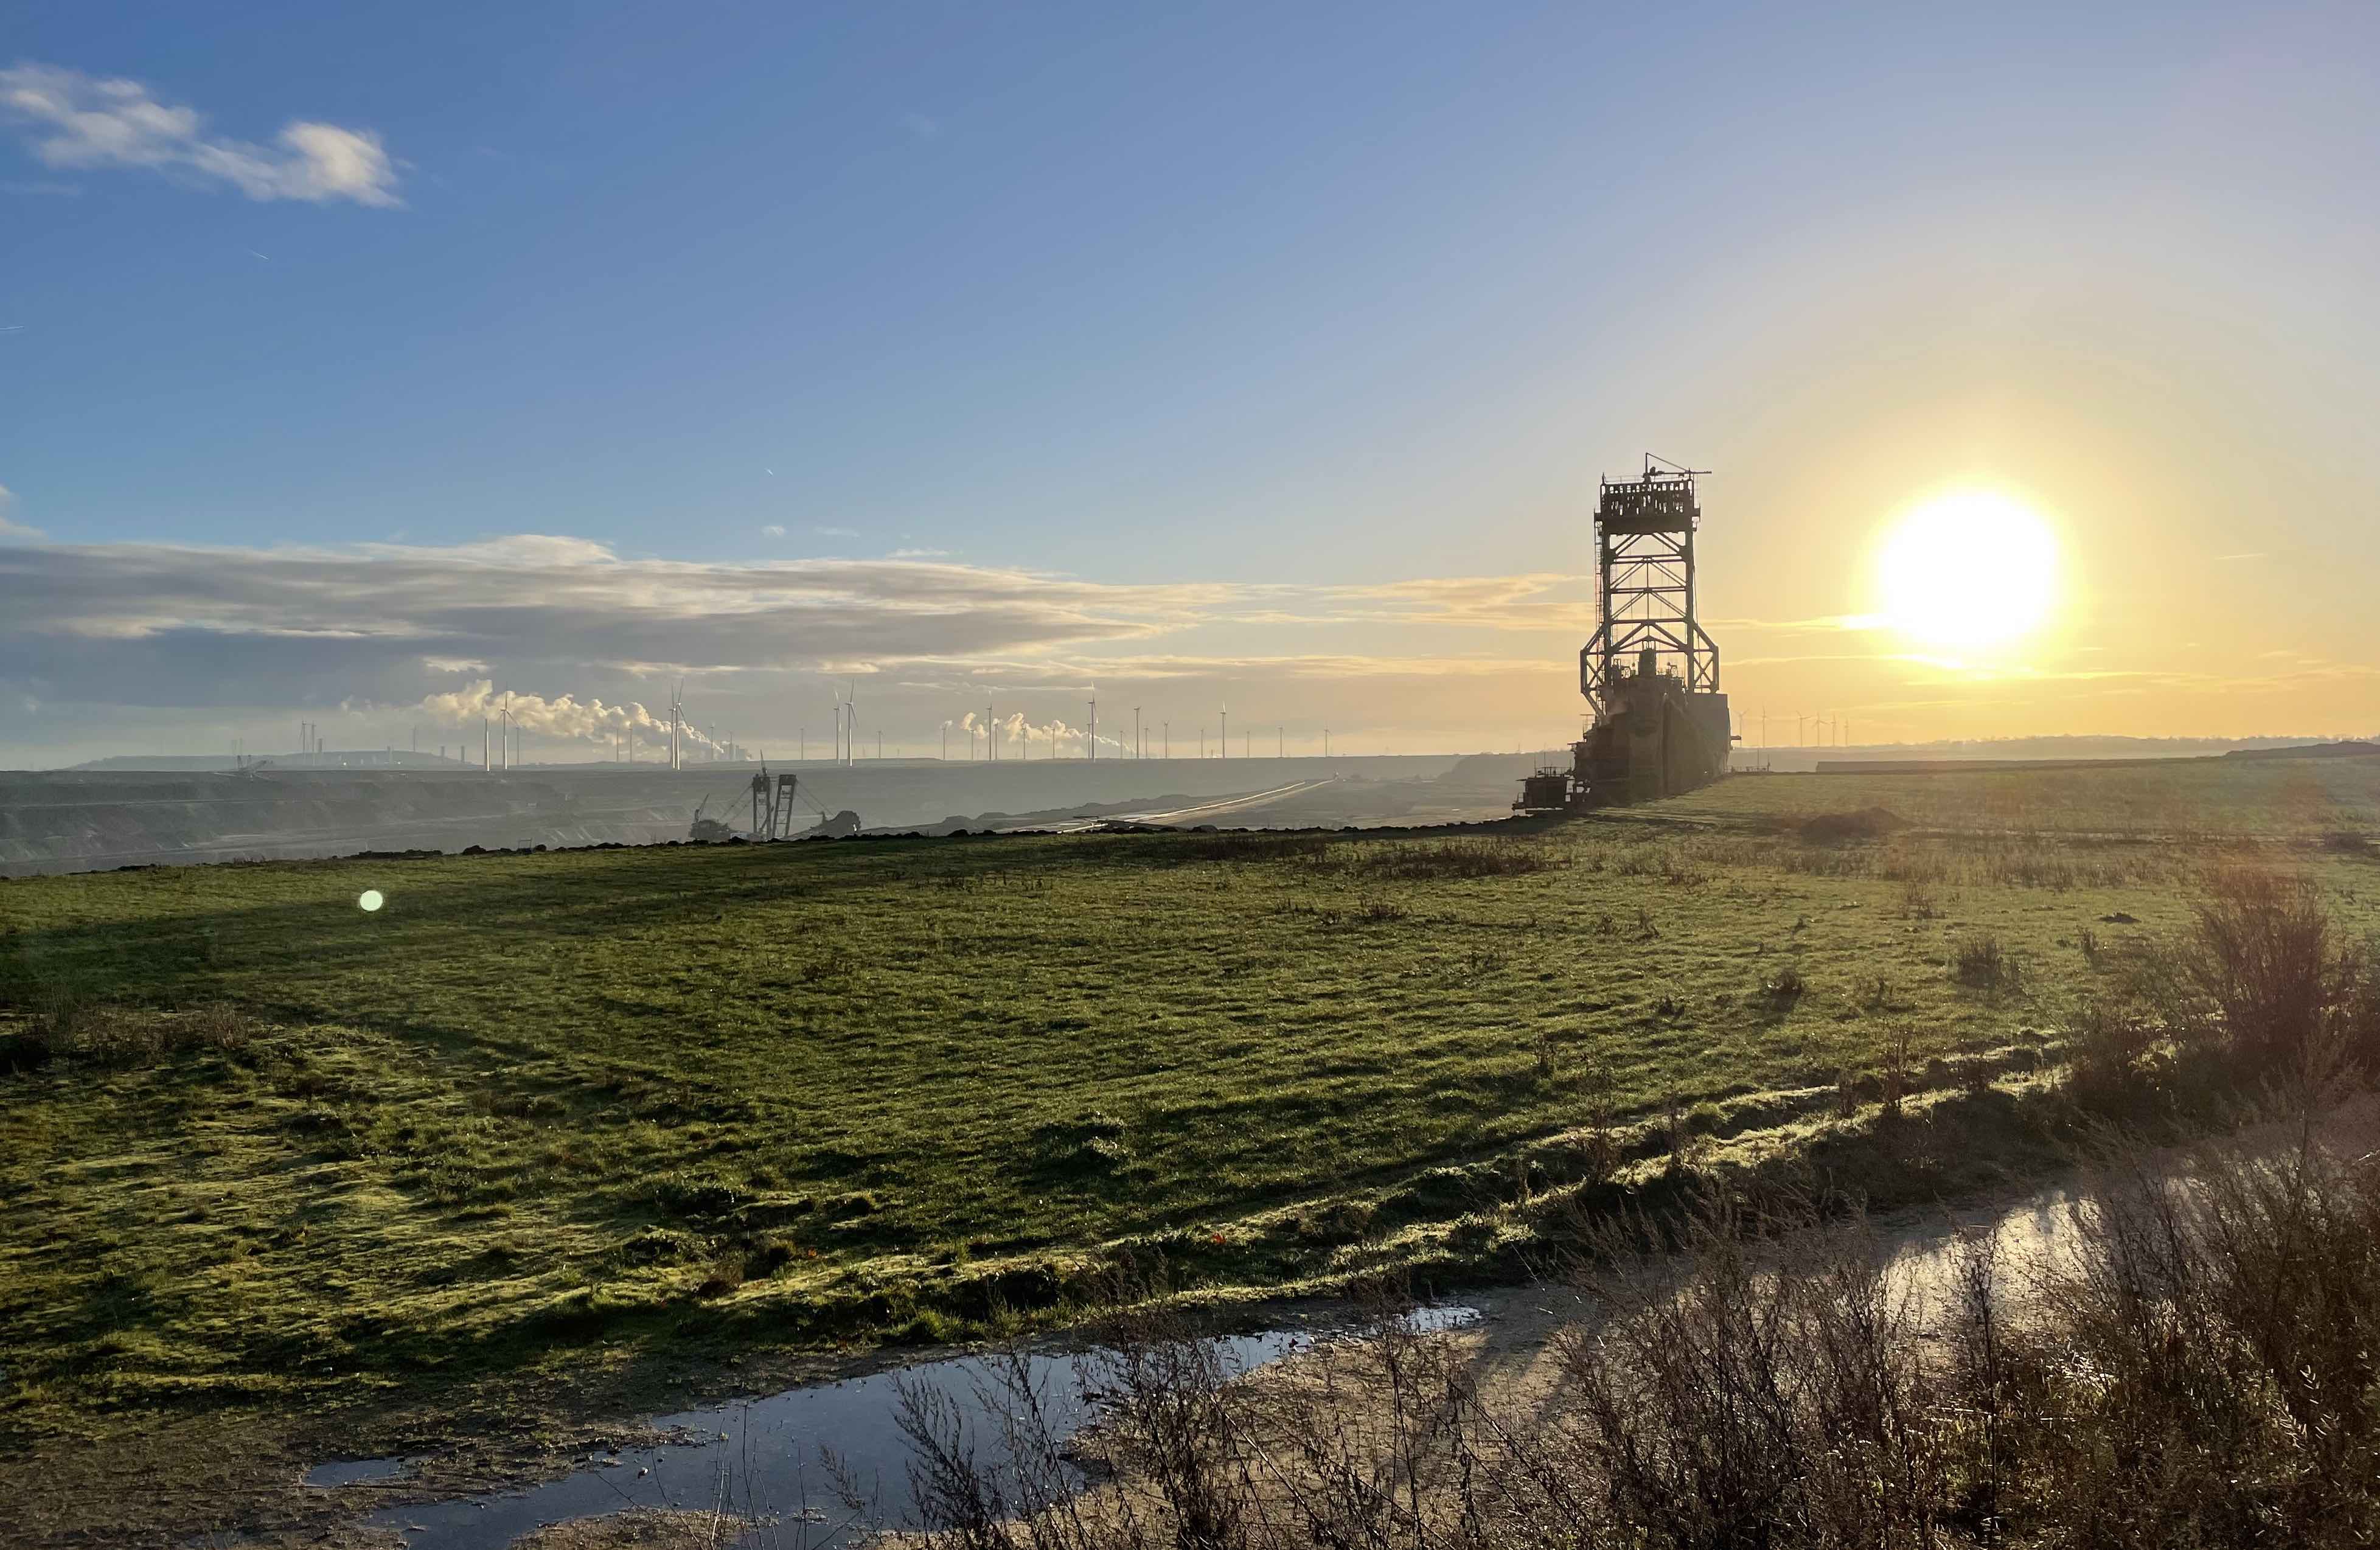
[4, 756, 2378, 1526]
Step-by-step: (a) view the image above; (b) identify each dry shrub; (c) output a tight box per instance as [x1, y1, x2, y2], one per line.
[1984, 1135, 2380, 1543]
[1579, 1058, 1621, 1181]
[12, 998, 254, 1069]
[1161, 833, 1333, 865]
[1138, 833, 1556, 879]
[1879, 1029, 1915, 1121]
[2187, 867, 2361, 1066]
[1557, 1197, 1947, 1548]
[181, 1002, 255, 1052]
[905, 1127, 2380, 1550]
[900, 1313, 1256, 1550]
[2067, 995, 2162, 1105]
[1952, 934, 2019, 991]
[1348, 841, 1558, 880]
[2059, 871, 2379, 1112]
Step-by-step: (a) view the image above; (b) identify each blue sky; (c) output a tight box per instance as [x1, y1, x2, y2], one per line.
[4, 2, 2377, 762]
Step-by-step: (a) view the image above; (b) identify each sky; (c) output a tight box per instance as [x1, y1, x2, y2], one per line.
[3, 1, 2377, 765]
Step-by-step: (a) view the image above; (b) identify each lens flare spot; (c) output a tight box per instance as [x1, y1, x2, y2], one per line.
[358, 889, 385, 912]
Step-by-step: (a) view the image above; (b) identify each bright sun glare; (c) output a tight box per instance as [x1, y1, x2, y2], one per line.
[1878, 492, 2060, 650]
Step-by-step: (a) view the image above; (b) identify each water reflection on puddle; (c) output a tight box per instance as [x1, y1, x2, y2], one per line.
[306, 1456, 413, 1489]
[344, 1307, 1478, 1549]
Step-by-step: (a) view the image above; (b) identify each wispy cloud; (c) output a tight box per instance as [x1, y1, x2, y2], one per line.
[0, 484, 41, 538]
[0, 178, 80, 196]
[908, 652, 1561, 688]
[1705, 612, 1888, 634]
[761, 524, 787, 538]
[0, 535, 1203, 693]
[0, 533, 1596, 718]
[0, 63, 400, 206]
[889, 546, 950, 558]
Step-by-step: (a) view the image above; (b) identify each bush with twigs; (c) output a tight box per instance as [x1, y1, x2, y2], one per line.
[905, 1126, 2380, 1550]
[2185, 866, 2378, 1069]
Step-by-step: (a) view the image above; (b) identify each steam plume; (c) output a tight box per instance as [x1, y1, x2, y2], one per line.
[416, 679, 719, 750]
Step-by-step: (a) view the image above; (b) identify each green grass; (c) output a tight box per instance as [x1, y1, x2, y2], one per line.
[4, 757, 2378, 1458]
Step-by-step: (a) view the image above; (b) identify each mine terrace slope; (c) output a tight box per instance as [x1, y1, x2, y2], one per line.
[0, 754, 1503, 877]
[2, 752, 2378, 1543]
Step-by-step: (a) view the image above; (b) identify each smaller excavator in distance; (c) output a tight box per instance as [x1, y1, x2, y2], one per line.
[752, 767, 857, 839]
[686, 767, 861, 841]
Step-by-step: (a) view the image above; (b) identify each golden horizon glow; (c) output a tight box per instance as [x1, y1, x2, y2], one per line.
[1877, 491, 2061, 651]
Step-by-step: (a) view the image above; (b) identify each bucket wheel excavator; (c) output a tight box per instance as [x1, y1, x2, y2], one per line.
[1517, 456, 1734, 813]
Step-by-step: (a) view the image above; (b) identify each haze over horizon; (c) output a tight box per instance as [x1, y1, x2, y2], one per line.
[5, 2, 2378, 768]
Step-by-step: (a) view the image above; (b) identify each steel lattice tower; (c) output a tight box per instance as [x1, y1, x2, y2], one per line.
[1581, 456, 1721, 710]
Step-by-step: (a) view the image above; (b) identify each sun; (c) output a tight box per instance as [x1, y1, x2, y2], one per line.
[1876, 491, 2060, 649]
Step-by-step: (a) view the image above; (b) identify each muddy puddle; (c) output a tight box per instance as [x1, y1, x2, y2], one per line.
[320, 1307, 1479, 1549]
[304, 1455, 416, 1489]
